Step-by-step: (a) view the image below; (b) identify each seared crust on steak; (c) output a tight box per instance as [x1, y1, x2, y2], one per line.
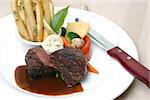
[25, 47, 55, 79]
[51, 47, 87, 87]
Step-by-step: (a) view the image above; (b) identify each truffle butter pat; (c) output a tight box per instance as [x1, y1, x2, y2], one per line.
[42, 34, 64, 54]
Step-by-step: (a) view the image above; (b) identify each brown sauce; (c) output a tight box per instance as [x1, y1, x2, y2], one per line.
[15, 65, 83, 96]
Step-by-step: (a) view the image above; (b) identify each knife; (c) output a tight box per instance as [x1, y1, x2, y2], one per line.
[89, 29, 150, 88]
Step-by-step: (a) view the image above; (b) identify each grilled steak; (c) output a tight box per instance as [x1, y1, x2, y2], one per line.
[25, 47, 56, 79]
[25, 47, 87, 87]
[51, 47, 88, 87]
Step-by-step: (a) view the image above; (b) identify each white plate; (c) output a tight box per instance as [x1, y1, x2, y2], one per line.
[0, 7, 138, 100]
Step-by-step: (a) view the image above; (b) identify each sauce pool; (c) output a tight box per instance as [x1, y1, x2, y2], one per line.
[15, 65, 83, 96]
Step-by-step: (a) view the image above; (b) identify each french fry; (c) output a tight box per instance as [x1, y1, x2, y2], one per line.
[11, 0, 55, 41]
[24, 0, 36, 41]
[42, 0, 53, 40]
[32, 0, 36, 11]
[19, 8, 26, 24]
[35, 0, 43, 42]
[16, 18, 30, 40]
[18, 0, 25, 24]
[43, 29, 49, 40]
[11, 0, 30, 40]
[11, 0, 18, 19]
[42, 0, 51, 24]
[49, 0, 54, 20]
[25, 16, 34, 41]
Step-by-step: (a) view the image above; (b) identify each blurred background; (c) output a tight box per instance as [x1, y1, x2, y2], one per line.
[0, 0, 149, 100]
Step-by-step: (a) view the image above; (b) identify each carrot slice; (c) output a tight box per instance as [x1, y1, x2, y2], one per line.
[61, 35, 91, 61]
[61, 36, 72, 47]
[81, 35, 91, 61]
[87, 63, 99, 74]
[62, 36, 98, 74]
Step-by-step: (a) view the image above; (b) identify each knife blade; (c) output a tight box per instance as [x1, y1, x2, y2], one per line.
[89, 29, 150, 88]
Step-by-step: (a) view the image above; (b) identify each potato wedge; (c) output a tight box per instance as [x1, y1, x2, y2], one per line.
[11, 0, 19, 19]
[42, 0, 51, 24]
[11, 0, 30, 40]
[25, 16, 34, 41]
[43, 29, 49, 40]
[24, 0, 36, 41]
[35, 0, 43, 42]
[49, 0, 54, 20]
[32, 0, 36, 11]
[19, 8, 26, 24]
[16, 18, 30, 40]
[17, 0, 25, 24]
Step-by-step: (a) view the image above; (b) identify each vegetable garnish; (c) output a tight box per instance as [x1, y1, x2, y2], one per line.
[87, 63, 99, 74]
[67, 22, 90, 38]
[51, 6, 69, 33]
[71, 38, 85, 49]
[43, 18, 56, 34]
[67, 32, 81, 42]
[61, 37, 72, 47]
[60, 27, 67, 37]
[81, 35, 91, 61]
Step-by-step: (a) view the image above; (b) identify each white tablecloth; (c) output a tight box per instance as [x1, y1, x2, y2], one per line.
[0, 0, 149, 100]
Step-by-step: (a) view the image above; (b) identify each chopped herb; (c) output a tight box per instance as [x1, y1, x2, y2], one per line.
[60, 74, 64, 80]
[56, 73, 59, 78]
[18, 0, 24, 10]
[20, 0, 24, 5]
[33, 26, 38, 34]
[51, 71, 64, 80]
[13, 11, 20, 18]
[32, 0, 37, 8]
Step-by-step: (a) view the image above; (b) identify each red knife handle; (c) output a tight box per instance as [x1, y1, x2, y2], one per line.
[107, 46, 150, 88]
